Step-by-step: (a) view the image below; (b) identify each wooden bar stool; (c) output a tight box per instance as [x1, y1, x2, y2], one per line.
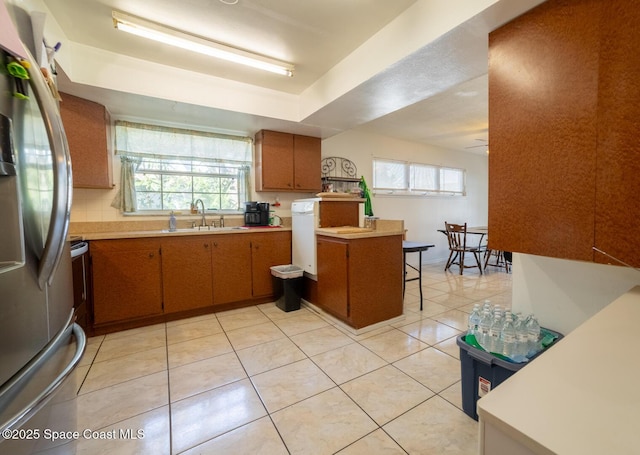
[402, 241, 435, 311]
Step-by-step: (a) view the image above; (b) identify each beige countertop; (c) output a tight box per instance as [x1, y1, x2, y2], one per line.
[315, 226, 404, 239]
[477, 286, 640, 455]
[78, 226, 291, 241]
[72, 218, 404, 241]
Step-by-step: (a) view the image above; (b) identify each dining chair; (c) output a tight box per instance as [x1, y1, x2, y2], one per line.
[444, 222, 485, 275]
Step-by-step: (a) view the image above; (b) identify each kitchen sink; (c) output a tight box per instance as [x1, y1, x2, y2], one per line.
[209, 226, 244, 231]
[161, 226, 243, 233]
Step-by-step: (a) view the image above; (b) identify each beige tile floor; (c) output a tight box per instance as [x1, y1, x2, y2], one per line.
[74, 262, 512, 454]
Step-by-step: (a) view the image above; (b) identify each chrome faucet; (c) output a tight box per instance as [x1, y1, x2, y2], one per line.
[193, 199, 207, 228]
[209, 215, 225, 228]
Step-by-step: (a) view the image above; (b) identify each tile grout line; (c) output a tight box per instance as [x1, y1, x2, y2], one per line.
[76, 262, 511, 452]
[164, 321, 174, 455]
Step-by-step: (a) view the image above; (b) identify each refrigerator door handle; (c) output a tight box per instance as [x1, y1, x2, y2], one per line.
[0, 322, 86, 436]
[24, 55, 73, 289]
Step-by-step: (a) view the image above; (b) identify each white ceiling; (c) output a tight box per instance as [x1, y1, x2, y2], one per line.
[42, 0, 545, 154]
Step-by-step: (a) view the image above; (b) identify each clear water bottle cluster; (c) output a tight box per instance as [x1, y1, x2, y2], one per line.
[467, 300, 541, 361]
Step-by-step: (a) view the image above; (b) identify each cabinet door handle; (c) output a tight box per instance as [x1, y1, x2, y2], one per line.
[149, 253, 154, 258]
[213, 242, 218, 247]
[204, 243, 209, 248]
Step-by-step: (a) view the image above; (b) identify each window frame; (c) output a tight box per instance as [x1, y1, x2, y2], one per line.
[372, 158, 466, 197]
[113, 121, 252, 214]
[133, 156, 246, 213]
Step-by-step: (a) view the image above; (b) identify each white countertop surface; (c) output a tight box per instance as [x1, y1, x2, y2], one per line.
[477, 285, 640, 455]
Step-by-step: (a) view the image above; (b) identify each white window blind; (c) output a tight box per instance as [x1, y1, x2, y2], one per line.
[115, 121, 252, 163]
[373, 159, 408, 190]
[372, 158, 466, 196]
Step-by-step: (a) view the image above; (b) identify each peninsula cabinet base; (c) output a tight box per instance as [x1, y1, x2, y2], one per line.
[316, 234, 404, 330]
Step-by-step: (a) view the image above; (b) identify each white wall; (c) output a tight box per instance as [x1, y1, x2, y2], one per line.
[322, 129, 489, 264]
[511, 253, 640, 336]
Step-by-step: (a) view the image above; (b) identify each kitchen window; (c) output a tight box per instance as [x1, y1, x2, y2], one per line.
[372, 158, 465, 196]
[111, 121, 252, 213]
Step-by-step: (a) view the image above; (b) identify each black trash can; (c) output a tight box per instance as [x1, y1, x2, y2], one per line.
[457, 328, 563, 420]
[270, 265, 303, 312]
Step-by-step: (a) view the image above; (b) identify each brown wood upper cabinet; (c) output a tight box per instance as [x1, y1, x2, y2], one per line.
[59, 92, 114, 189]
[254, 130, 321, 192]
[488, 0, 640, 267]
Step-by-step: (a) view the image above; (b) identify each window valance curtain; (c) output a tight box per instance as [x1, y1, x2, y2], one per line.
[115, 121, 252, 164]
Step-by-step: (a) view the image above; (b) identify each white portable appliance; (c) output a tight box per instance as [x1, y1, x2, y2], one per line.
[291, 198, 321, 279]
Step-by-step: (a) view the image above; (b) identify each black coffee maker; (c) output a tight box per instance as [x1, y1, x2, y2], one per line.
[244, 202, 270, 226]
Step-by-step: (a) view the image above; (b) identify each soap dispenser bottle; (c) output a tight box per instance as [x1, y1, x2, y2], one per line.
[169, 211, 177, 232]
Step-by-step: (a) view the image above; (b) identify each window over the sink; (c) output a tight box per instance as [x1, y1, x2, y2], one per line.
[111, 121, 252, 213]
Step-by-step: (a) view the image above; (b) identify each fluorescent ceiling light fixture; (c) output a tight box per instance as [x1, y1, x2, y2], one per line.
[112, 11, 294, 77]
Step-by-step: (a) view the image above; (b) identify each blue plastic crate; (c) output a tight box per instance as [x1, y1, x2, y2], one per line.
[456, 329, 562, 420]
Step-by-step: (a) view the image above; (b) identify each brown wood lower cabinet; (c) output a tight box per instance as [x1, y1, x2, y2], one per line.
[90, 231, 291, 333]
[316, 239, 349, 319]
[251, 231, 293, 297]
[316, 234, 403, 329]
[211, 231, 293, 302]
[162, 237, 213, 313]
[211, 234, 253, 305]
[90, 238, 163, 325]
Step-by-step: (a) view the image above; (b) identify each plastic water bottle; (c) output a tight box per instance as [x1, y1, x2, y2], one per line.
[500, 313, 517, 358]
[482, 300, 492, 319]
[514, 314, 529, 357]
[488, 308, 503, 353]
[526, 315, 541, 355]
[467, 304, 482, 344]
[169, 211, 177, 232]
[478, 308, 493, 351]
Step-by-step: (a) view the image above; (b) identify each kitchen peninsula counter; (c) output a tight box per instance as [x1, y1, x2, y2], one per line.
[314, 222, 405, 331]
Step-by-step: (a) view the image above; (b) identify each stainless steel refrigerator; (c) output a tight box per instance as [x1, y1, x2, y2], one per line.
[0, 4, 86, 454]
